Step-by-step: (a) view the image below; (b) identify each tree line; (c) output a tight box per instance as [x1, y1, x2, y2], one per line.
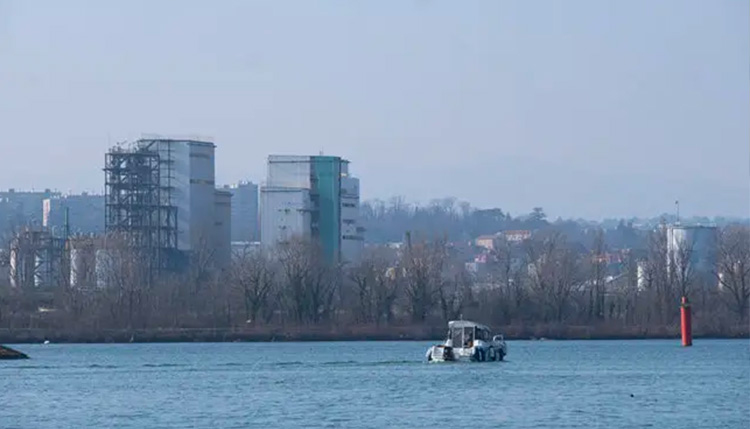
[361, 197, 743, 250]
[0, 225, 747, 339]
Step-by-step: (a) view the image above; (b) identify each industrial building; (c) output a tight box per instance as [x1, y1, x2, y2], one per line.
[223, 181, 259, 243]
[231, 240, 261, 259]
[0, 188, 59, 236]
[260, 155, 363, 262]
[8, 229, 66, 288]
[43, 193, 105, 235]
[67, 235, 99, 288]
[104, 137, 231, 278]
[213, 189, 233, 268]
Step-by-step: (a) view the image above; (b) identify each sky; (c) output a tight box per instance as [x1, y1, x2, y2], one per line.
[0, 0, 748, 219]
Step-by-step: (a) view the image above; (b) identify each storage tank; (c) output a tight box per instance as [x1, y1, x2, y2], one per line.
[666, 225, 718, 285]
[68, 237, 97, 288]
[94, 248, 113, 288]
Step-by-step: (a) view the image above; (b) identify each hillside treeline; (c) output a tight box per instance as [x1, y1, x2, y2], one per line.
[361, 198, 740, 249]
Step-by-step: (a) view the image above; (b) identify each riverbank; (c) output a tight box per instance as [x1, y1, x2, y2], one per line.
[0, 345, 29, 359]
[1, 323, 747, 343]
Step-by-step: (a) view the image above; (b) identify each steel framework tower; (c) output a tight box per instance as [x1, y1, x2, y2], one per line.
[104, 143, 178, 279]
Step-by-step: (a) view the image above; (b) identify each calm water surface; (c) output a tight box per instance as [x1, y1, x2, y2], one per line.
[1, 340, 748, 428]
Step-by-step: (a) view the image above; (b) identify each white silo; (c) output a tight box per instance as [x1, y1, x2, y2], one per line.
[666, 225, 718, 286]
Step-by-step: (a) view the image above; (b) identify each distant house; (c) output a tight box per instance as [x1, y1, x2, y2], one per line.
[502, 230, 531, 242]
[591, 252, 623, 265]
[475, 230, 532, 250]
[475, 235, 497, 251]
[231, 241, 261, 258]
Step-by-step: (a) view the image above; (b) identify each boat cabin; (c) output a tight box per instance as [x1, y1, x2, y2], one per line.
[447, 320, 492, 348]
[428, 319, 507, 362]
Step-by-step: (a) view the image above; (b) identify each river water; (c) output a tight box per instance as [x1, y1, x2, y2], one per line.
[1, 340, 748, 428]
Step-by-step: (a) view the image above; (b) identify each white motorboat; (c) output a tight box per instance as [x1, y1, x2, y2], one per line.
[426, 320, 507, 362]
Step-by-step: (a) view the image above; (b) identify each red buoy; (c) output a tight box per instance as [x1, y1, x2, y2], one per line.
[680, 296, 692, 347]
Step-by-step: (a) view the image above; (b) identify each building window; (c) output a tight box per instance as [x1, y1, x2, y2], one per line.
[189, 179, 215, 185]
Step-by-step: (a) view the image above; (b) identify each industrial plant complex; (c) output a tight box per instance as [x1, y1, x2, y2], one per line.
[0, 136, 364, 288]
[260, 155, 363, 263]
[0, 135, 727, 297]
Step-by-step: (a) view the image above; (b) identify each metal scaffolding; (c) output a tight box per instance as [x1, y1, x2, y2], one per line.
[104, 142, 178, 279]
[9, 229, 65, 289]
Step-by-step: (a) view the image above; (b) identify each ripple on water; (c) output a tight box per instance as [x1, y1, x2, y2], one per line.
[0, 340, 747, 429]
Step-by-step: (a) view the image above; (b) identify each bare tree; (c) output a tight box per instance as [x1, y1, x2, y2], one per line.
[526, 232, 580, 322]
[485, 236, 527, 324]
[96, 232, 151, 329]
[374, 263, 400, 325]
[669, 232, 696, 298]
[346, 247, 401, 325]
[717, 226, 750, 322]
[620, 249, 640, 325]
[230, 247, 276, 325]
[642, 228, 675, 324]
[401, 235, 447, 323]
[186, 234, 218, 300]
[487, 237, 511, 309]
[438, 264, 473, 323]
[0, 251, 10, 327]
[588, 229, 607, 321]
[165, 233, 227, 327]
[205, 269, 233, 328]
[348, 254, 377, 323]
[277, 238, 338, 324]
[57, 236, 97, 328]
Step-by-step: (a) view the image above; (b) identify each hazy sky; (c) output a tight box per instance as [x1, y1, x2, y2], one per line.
[1, 0, 747, 219]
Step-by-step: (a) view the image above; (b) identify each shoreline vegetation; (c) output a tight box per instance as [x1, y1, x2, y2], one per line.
[2, 324, 747, 344]
[2, 225, 748, 347]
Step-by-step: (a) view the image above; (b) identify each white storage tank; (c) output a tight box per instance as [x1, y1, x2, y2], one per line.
[666, 225, 718, 285]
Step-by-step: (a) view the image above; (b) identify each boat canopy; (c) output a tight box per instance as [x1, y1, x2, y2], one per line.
[448, 320, 491, 332]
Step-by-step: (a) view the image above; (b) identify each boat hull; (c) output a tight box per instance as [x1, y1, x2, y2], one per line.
[426, 343, 506, 363]
[425, 321, 507, 363]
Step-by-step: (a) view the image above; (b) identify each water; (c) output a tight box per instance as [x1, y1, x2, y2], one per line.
[1, 340, 748, 428]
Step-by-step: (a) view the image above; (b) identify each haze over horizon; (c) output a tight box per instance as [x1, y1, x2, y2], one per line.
[0, 0, 748, 220]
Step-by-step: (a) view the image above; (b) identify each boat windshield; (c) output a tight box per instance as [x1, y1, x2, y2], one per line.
[449, 329, 461, 346]
[448, 327, 476, 347]
[448, 326, 494, 345]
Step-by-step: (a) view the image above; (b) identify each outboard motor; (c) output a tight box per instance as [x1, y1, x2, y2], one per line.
[442, 346, 454, 361]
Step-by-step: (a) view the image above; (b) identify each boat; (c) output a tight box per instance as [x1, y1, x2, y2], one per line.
[425, 320, 507, 362]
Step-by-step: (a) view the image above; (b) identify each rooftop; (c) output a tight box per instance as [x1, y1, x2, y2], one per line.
[448, 320, 491, 331]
